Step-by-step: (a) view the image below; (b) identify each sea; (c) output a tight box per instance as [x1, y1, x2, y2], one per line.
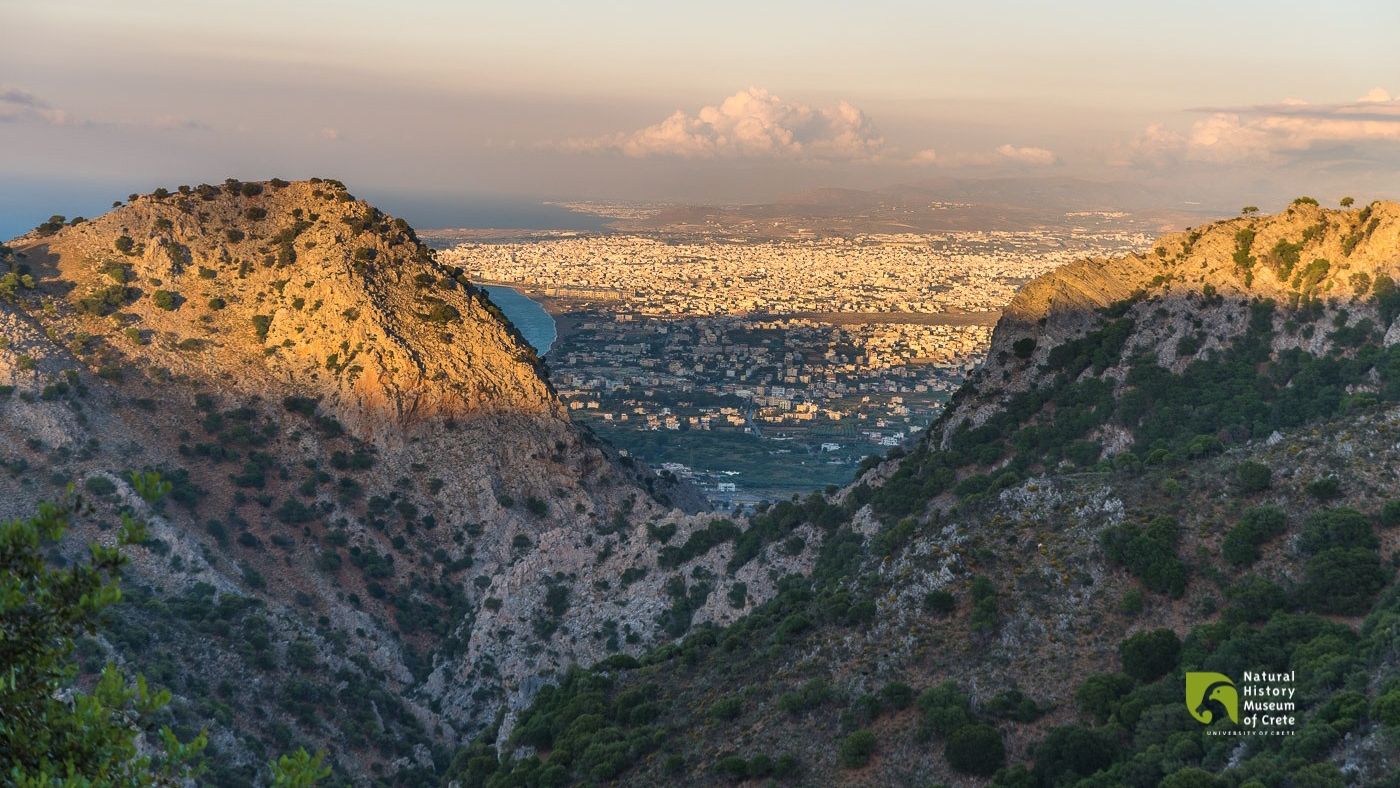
[483, 286, 556, 356]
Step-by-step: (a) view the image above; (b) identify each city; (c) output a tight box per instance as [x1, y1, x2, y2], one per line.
[435, 228, 1154, 504]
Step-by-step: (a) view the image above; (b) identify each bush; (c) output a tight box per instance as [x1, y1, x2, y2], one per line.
[152, 290, 179, 311]
[1305, 477, 1341, 501]
[1161, 767, 1227, 788]
[879, 681, 914, 711]
[252, 315, 273, 341]
[76, 284, 132, 316]
[1012, 337, 1036, 359]
[1224, 575, 1287, 622]
[1234, 461, 1272, 493]
[1297, 547, 1386, 615]
[1100, 515, 1187, 596]
[1374, 687, 1400, 728]
[1118, 628, 1180, 682]
[114, 235, 134, 254]
[836, 729, 876, 769]
[924, 589, 955, 614]
[1032, 726, 1119, 785]
[969, 575, 999, 633]
[917, 682, 971, 737]
[1381, 500, 1400, 528]
[1221, 506, 1287, 566]
[1297, 508, 1376, 555]
[423, 302, 461, 324]
[1075, 673, 1134, 723]
[944, 723, 1004, 776]
[83, 475, 117, 497]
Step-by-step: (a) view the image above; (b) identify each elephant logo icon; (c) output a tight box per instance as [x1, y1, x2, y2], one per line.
[1186, 672, 1238, 725]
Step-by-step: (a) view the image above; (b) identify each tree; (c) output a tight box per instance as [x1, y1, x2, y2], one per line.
[271, 748, 332, 786]
[1075, 673, 1135, 723]
[944, 724, 1004, 775]
[1241, 206, 1259, 215]
[836, 729, 876, 768]
[1340, 196, 1355, 208]
[0, 478, 331, 785]
[1234, 461, 1271, 493]
[1297, 547, 1385, 615]
[1119, 628, 1180, 682]
[152, 289, 179, 311]
[0, 475, 208, 783]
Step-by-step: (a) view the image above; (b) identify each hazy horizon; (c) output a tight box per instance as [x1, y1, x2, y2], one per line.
[5, 0, 1400, 236]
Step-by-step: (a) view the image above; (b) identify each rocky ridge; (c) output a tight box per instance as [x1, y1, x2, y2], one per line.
[0, 179, 773, 782]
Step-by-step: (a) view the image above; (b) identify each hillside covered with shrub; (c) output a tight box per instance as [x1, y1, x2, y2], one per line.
[459, 200, 1400, 787]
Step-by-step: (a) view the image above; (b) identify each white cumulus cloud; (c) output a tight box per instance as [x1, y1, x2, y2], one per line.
[1122, 88, 1400, 165]
[563, 87, 886, 161]
[995, 144, 1057, 166]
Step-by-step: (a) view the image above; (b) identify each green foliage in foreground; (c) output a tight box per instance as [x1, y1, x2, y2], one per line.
[0, 477, 327, 786]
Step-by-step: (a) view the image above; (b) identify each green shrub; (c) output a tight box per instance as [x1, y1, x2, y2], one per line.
[1374, 688, 1400, 728]
[944, 723, 1004, 776]
[1031, 726, 1119, 785]
[152, 290, 179, 311]
[423, 301, 461, 324]
[1234, 461, 1272, 493]
[1224, 575, 1287, 622]
[1075, 673, 1134, 723]
[114, 235, 134, 254]
[1161, 767, 1227, 788]
[917, 681, 971, 738]
[1100, 515, 1187, 596]
[1305, 477, 1341, 501]
[1221, 506, 1287, 566]
[924, 589, 956, 614]
[1297, 548, 1386, 615]
[1297, 508, 1376, 555]
[709, 696, 743, 721]
[1381, 500, 1400, 528]
[969, 576, 999, 633]
[76, 284, 132, 316]
[252, 315, 273, 341]
[1118, 628, 1180, 682]
[83, 475, 117, 497]
[836, 729, 875, 769]
[879, 681, 913, 711]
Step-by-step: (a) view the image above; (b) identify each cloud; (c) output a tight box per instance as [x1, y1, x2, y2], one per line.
[995, 144, 1056, 166]
[1123, 88, 1400, 166]
[909, 148, 939, 165]
[319, 127, 341, 141]
[151, 114, 211, 131]
[2, 86, 211, 133]
[0, 87, 76, 126]
[563, 87, 886, 161]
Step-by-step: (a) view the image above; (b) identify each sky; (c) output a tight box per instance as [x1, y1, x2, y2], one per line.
[4, 0, 1400, 236]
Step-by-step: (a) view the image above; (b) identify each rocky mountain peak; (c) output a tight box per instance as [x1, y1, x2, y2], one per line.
[13, 178, 557, 440]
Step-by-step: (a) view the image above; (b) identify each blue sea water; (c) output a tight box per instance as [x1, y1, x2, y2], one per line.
[483, 286, 556, 356]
